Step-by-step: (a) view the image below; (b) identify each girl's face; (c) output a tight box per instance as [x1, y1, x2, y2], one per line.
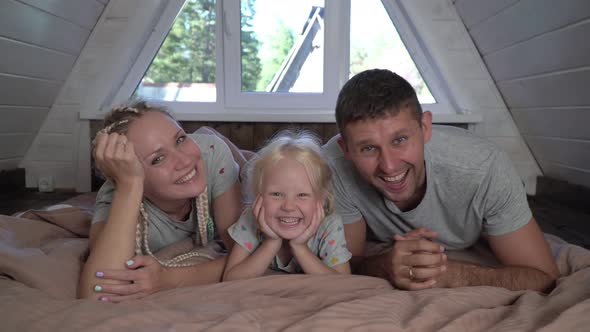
[260, 157, 322, 240]
[126, 112, 206, 206]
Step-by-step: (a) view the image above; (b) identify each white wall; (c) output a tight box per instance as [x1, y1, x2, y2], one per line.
[455, 0, 590, 189]
[399, 0, 542, 194]
[0, 0, 104, 171]
[20, 0, 167, 191]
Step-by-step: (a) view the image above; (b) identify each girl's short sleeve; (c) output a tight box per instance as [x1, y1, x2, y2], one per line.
[228, 208, 262, 253]
[315, 214, 352, 267]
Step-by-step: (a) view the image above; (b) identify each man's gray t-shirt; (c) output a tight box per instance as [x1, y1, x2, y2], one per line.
[322, 125, 532, 250]
[91, 132, 239, 252]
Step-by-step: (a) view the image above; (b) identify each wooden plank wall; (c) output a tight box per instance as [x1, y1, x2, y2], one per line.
[0, 0, 105, 171]
[455, 0, 590, 189]
[91, 121, 339, 152]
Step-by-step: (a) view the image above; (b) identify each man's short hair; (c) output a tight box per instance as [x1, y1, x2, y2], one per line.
[335, 69, 423, 135]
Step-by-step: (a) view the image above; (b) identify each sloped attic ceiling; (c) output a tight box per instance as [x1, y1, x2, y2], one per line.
[15, 0, 562, 194]
[0, 0, 107, 171]
[455, 0, 590, 189]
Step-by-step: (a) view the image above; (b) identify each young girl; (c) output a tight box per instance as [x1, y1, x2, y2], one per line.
[223, 130, 351, 280]
[78, 101, 242, 301]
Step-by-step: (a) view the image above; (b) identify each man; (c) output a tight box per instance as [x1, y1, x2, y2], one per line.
[322, 69, 559, 291]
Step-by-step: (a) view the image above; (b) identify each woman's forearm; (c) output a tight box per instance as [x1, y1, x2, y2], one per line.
[78, 181, 144, 299]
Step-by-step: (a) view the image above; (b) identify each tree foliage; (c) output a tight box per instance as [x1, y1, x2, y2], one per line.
[239, 0, 262, 91]
[257, 19, 295, 91]
[144, 0, 261, 90]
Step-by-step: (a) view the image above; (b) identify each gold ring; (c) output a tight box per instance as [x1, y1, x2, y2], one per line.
[408, 267, 414, 280]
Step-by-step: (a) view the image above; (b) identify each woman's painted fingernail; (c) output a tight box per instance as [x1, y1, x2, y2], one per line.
[95, 271, 104, 278]
[99, 296, 109, 302]
[126, 260, 134, 266]
[94, 285, 102, 292]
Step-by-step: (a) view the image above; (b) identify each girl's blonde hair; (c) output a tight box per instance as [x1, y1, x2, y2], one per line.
[245, 129, 334, 215]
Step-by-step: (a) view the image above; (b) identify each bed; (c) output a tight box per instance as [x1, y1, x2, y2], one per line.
[1, 194, 589, 331]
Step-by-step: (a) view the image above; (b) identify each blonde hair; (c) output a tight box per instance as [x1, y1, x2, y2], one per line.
[101, 100, 174, 135]
[245, 129, 334, 215]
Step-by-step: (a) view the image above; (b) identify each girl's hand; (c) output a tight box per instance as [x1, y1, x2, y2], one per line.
[290, 201, 324, 247]
[92, 255, 166, 303]
[253, 195, 281, 240]
[94, 132, 144, 186]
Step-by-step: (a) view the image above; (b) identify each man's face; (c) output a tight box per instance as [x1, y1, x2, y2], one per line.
[338, 109, 432, 211]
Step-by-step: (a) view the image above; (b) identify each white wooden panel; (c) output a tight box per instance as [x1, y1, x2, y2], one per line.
[498, 68, 590, 109]
[0, 133, 34, 157]
[525, 136, 590, 171]
[0, 74, 61, 107]
[486, 136, 539, 165]
[24, 161, 76, 188]
[452, 79, 502, 110]
[471, 108, 519, 137]
[454, 0, 519, 28]
[17, 0, 105, 29]
[422, 21, 471, 51]
[470, 0, 590, 55]
[42, 105, 80, 134]
[512, 107, 590, 140]
[0, 0, 90, 54]
[406, 0, 456, 21]
[0, 37, 76, 81]
[0, 106, 48, 133]
[0, 158, 20, 170]
[440, 50, 488, 80]
[485, 20, 590, 81]
[539, 162, 590, 189]
[25, 133, 75, 162]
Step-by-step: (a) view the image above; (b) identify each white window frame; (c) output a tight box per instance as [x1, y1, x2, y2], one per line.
[97, 0, 474, 123]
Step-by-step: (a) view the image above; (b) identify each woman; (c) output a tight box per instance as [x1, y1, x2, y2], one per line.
[78, 101, 242, 302]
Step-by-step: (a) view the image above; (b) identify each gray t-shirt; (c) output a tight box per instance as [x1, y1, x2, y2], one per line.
[322, 125, 532, 250]
[92, 132, 239, 252]
[228, 208, 352, 273]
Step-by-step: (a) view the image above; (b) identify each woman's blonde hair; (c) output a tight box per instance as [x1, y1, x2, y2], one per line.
[99, 100, 174, 135]
[245, 129, 334, 215]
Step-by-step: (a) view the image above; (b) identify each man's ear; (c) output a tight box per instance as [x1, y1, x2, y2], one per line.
[337, 136, 352, 160]
[421, 111, 433, 143]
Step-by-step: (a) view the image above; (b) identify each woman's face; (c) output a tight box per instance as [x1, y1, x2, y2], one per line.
[126, 112, 206, 206]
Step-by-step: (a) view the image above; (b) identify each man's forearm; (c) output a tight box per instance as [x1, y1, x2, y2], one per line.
[440, 260, 556, 292]
[351, 254, 391, 282]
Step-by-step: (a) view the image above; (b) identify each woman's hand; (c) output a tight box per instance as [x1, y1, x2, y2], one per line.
[290, 201, 324, 247]
[93, 132, 144, 186]
[92, 255, 167, 303]
[253, 195, 281, 241]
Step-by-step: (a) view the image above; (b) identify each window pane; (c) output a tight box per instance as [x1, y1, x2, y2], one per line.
[350, 0, 435, 104]
[242, 0, 325, 93]
[134, 0, 217, 102]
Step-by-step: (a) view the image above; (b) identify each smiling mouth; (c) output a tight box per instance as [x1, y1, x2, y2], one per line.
[380, 169, 409, 186]
[278, 217, 302, 227]
[175, 168, 196, 184]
